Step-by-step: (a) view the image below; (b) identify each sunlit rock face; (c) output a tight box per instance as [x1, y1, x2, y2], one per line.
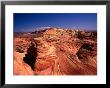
[14, 27, 97, 75]
[14, 51, 34, 75]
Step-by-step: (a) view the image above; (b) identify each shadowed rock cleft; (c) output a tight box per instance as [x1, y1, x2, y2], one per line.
[23, 40, 37, 70]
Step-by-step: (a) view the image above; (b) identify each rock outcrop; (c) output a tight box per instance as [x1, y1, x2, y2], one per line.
[14, 51, 34, 75]
[14, 28, 97, 75]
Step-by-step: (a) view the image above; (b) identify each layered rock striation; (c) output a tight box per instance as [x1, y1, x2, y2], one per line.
[14, 28, 97, 75]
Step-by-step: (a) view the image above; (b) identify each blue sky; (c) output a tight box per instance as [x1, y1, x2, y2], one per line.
[14, 13, 97, 32]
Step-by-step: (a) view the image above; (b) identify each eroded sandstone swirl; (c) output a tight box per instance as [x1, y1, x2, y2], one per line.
[14, 28, 97, 75]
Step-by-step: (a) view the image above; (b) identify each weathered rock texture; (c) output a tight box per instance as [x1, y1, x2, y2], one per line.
[14, 28, 97, 75]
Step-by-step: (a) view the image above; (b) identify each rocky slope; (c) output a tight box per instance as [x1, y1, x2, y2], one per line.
[14, 27, 97, 75]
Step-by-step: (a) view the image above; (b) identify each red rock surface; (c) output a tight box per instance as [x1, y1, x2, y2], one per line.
[14, 51, 34, 75]
[14, 28, 97, 75]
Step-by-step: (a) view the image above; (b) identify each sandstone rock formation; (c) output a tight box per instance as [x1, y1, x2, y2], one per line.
[14, 27, 97, 75]
[14, 51, 34, 75]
